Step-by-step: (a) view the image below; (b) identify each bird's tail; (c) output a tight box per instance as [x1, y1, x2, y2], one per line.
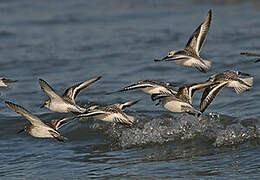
[202, 59, 212, 69]
[234, 77, 253, 94]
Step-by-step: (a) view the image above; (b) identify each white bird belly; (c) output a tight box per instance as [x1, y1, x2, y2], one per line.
[0, 81, 7, 87]
[175, 57, 211, 69]
[29, 126, 54, 138]
[175, 58, 195, 66]
[49, 102, 79, 113]
[163, 100, 191, 113]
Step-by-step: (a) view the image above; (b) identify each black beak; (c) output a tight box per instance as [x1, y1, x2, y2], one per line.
[238, 71, 251, 76]
[106, 83, 139, 95]
[40, 103, 45, 108]
[162, 55, 170, 60]
[17, 129, 24, 134]
[154, 55, 170, 62]
[2, 78, 17, 83]
[105, 88, 127, 95]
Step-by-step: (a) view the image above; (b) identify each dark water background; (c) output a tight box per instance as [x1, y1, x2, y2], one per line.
[0, 0, 259, 179]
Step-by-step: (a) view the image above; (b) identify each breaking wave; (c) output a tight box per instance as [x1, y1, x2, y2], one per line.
[75, 112, 260, 148]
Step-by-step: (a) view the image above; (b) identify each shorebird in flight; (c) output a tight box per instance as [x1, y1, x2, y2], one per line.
[107, 80, 179, 96]
[39, 77, 101, 113]
[200, 70, 253, 113]
[154, 10, 212, 73]
[77, 100, 140, 125]
[152, 81, 214, 116]
[5, 101, 76, 142]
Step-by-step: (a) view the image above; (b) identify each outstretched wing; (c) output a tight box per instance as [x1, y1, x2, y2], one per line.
[77, 107, 135, 125]
[5, 101, 47, 127]
[39, 79, 61, 100]
[62, 76, 102, 104]
[151, 92, 173, 101]
[200, 82, 228, 113]
[118, 100, 140, 110]
[112, 115, 135, 125]
[106, 83, 153, 95]
[47, 116, 76, 130]
[77, 110, 107, 118]
[184, 9, 212, 56]
[188, 81, 213, 99]
[48, 130, 65, 142]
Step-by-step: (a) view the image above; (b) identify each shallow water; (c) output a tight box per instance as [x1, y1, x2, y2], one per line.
[0, 0, 260, 179]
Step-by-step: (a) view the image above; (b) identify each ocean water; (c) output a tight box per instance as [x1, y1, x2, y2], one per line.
[0, 0, 259, 179]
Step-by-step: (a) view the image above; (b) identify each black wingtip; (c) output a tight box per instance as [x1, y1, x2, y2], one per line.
[40, 103, 45, 108]
[197, 111, 202, 118]
[56, 136, 67, 142]
[155, 102, 160, 106]
[255, 59, 260, 63]
[5, 100, 11, 105]
[132, 99, 141, 105]
[151, 93, 162, 101]
[196, 67, 207, 73]
[207, 9, 212, 20]
[199, 107, 206, 114]
[17, 128, 25, 134]
[151, 94, 157, 101]
[38, 78, 45, 84]
[5, 101, 15, 108]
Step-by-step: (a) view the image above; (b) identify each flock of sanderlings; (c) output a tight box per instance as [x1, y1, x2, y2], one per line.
[2, 9, 257, 142]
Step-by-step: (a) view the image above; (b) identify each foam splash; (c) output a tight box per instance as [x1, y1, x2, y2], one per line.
[77, 112, 260, 148]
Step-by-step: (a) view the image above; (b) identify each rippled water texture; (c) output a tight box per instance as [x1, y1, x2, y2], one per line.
[0, 0, 259, 179]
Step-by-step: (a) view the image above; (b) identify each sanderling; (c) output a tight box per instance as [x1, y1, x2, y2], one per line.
[77, 100, 140, 125]
[152, 81, 213, 116]
[154, 10, 212, 73]
[107, 80, 179, 95]
[0, 77, 17, 87]
[200, 70, 253, 113]
[5, 101, 75, 142]
[39, 76, 101, 113]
